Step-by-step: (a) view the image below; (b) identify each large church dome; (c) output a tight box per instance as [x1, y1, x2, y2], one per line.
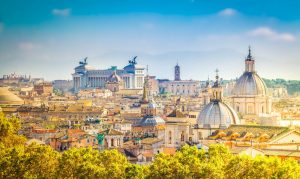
[232, 47, 267, 96]
[232, 72, 267, 96]
[198, 101, 240, 129]
[198, 70, 240, 129]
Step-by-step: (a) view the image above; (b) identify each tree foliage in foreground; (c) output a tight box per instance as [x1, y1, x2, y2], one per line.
[1, 113, 300, 179]
[0, 113, 26, 148]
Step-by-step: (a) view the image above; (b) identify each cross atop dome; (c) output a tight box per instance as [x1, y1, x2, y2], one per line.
[213, 69, 220, 88]
[246, 46, 253, 61]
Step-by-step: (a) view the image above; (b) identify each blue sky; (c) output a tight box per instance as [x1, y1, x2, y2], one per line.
[0, 0, 300, 80]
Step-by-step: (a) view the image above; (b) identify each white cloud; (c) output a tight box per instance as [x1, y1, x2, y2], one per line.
[18, 42, 40, 51]
[249, 27, 296, 42]
[218, 8, 237, 17]
[52, 8, 71, 17]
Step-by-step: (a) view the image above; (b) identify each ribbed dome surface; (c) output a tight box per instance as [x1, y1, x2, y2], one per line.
[139, 116, 165, 126]
[232, 72, 267, 96]
[198, 101, 240, 129]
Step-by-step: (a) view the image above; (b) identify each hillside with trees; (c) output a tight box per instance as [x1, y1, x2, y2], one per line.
[263, 78, 300, 95]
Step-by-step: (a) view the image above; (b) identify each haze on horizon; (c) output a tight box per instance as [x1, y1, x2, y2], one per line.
[0, 0, 300, 81]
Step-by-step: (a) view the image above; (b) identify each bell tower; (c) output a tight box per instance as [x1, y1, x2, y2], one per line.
[174, 63, 181, 81]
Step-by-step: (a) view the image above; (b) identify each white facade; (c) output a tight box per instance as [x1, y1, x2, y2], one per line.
[72, 57, 145, 92]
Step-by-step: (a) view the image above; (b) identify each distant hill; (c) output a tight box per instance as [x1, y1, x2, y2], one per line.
[263, 78, 300, 95]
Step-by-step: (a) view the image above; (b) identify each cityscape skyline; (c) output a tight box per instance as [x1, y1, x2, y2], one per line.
[2, 2, 300, 177]
[0, 0, 300, 80]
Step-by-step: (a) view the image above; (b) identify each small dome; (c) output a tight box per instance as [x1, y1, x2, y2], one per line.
[198, 101, 240, 129]
[107, 71, 122, 83]
[232, 72, 267, 96]
[139, 116, 165, 126]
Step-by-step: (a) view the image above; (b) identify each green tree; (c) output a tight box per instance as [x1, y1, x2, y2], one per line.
[57, 147, 106, 178]
[205, 144, 233, 179]
[175, 145, 206, 178]
[147, 153, 188, 179]
[99, 149, 130, 178]
[125, 164, 145, 179]
[225, 155, 254, 179]
[147, 144, 233, 179]
[57, 148, 131, 179]
[0, 144, 59, 179]
[24, 144, 59, 178]
[0, 112, 26, 148]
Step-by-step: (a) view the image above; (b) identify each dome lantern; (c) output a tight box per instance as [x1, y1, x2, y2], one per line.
[211, 69, 223, 102]
[245, 46, 255, 72]
[232, 47, 267, 96]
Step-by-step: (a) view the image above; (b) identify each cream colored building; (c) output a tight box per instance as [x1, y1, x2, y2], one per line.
[164, 109, 193, 148]
[230, 48, 272, 119]
[99, 129, 124, 149]
[72, 57, 145, 92]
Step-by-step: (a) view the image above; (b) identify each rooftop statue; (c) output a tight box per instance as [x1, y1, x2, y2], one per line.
[79, 57, 88, 65]
[128, 56, 137, 65]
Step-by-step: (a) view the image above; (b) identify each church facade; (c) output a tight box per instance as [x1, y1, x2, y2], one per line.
[72, 57, 145, 92]
[230, 48, 272, 119]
